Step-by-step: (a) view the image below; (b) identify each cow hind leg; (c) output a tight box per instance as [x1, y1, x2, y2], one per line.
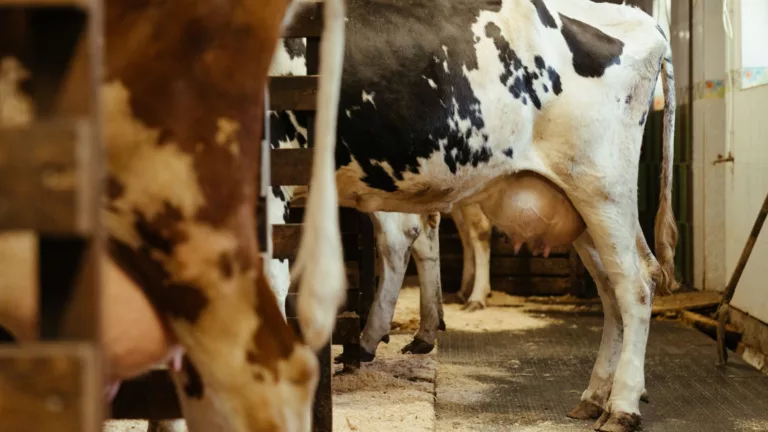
[403, 213, 444, 355]
[449, 206, 475, 305]
[567, 231, 621, 421]
[461, 204, 492, 312]
[569, 201, 651, 432]
[355, 212, 420, 361]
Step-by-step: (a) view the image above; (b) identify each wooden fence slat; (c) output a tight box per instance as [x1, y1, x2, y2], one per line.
[271, 148, 314, 186]
[268, 75, 318, 111]
[273, 224, 360, 261]
[0, 118, 95, 235]
[0, 0, 87, 8]
[439, 235, 571, 257]
[331, 312, 361, 345]
[432, 256, 571, 277]
[442, 277, 573, 296]
[0, 343, 99, 432]
[286, 204, 362, 232]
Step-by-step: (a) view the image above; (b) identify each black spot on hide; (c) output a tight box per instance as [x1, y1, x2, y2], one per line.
[530, 0, 557, 29]
[485, 22, 562, 109]
[559, 14, 624, 78]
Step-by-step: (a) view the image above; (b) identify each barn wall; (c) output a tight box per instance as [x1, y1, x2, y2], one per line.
[727, 83, 768, 324]
[691, 0, 729, 292]
[686, 0, 768, 328]
[725, 1, 768, 325]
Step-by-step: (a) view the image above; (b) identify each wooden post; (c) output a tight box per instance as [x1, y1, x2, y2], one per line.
[357, 213, 376, 332]
[0, 1, 104, 430]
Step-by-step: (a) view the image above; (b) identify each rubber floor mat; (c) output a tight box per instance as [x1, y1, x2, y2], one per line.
[436, 315, 768, 432]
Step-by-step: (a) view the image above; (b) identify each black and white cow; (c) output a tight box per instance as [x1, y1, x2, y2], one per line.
[269, 0, 677, 430]
[267, 40, 447, 358]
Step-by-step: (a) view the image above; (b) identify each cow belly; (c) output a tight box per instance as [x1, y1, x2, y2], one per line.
[0, 232, 178, 383]
[480, 173, 585, 256]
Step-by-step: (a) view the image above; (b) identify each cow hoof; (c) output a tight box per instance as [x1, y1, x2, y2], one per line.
[567, 400, 604, 420]
[438, 318, 447, 331]
[360, 349, 376, 363]
[462, 301, 486, 312]
[381, 334, 390, 344]
[640, 390, 649, 404]
[594, 412, 641, 432]
[402, 338, 434, 355]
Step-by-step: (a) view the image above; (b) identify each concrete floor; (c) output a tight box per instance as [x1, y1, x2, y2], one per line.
[103, 287, 768, 432]
[436, 314, 768, 432]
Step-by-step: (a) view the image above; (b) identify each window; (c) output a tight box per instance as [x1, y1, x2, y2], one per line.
[739, 0, 768, 89]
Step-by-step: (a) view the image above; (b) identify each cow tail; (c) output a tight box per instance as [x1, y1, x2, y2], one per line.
[654, 41, 680, 295]
[292, 0, 347, 351]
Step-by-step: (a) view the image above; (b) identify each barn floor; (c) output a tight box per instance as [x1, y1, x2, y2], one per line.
[436, 315, 768, 432]
[336, 286, 768, 432]
[103, 286, 768, 432]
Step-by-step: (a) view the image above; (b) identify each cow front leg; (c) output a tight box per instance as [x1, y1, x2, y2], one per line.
[355, 212, 420, 361]
[567, 231, 621, 421]
[460, 204, 492, 312]
[574, 205, 651, 432]
[403, 213, 445, 355]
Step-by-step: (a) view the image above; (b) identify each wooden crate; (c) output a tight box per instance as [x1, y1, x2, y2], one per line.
[0, 0, 105, 430]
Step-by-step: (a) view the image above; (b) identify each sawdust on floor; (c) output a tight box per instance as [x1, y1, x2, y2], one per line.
[392, 286, 561, 334]
[332, 334, 436, 432]
[437, 415, 583, 432]
[103, 420, 150, 432]
[333, 283, 439, 432]
[103, 420, 186, 432]
[734, 419, 768, 431]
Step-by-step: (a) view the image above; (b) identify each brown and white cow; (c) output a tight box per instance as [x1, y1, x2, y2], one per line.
[0, 0, 346, 430]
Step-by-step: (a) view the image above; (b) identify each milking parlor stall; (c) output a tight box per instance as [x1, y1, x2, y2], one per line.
[2, 0, 768, 431]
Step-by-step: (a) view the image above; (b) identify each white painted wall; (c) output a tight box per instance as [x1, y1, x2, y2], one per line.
[691, 0, 728, 292]
[725, 0, 768, 325]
